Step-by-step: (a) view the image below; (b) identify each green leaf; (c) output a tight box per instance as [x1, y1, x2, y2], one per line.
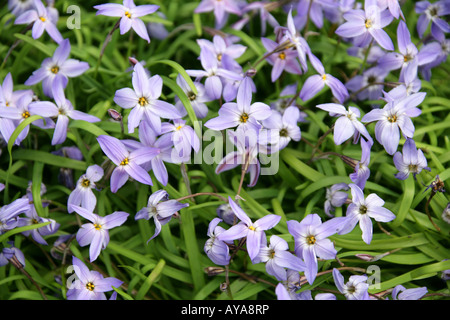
[14, 34, 53, 56]
[136, 259, 165, 300]
[11, 149, 87, 171]
[0, 222, 51, 243]
[147, 59, 197, 95]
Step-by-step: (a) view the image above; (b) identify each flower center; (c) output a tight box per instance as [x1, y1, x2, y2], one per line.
[124, 11, 132, 18]
[176, 125, 183, 131]
[120, 158, 129, 166]
[279, 128, 289, 137]
[306, 235, 316, 245]
[365, 19, 372, 29]
[51, 66, 59, 74]
[81, 178, 91, 188]
[39, 16, 46, 22]
[322, 74, 327, 81]
[387, 114, 398, 123]
[32, 218, 39, 224]
[248, 225, 256, 231]
[138, 97, 148, 106]
[346, 285, 356, 294]
[93, 223, 102, 231]
[187, 92, 197, 101]
[278, 52, 286, 60]
[217, 54, 222, 61]
[239, 113, 249, 123]
[408, 164, 418, 172]
[86, 282, 95, 291]
[270, 249, 276, 259]
[5, 101, 10, 107]
[359, 205, 368, 215]
[22, 111, 30, 119]
[403, 54, 412, 63]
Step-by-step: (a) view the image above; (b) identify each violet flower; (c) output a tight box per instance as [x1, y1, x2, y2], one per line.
[378, 0, 404, 20]
[114, 62, 181, 134]
[122, 120, 173, 186]
[242, 1, 280, 35]
[260, 106, 301, 153]
[346, 66, 389, 102]
[71, 205, 129, 262]
[415, 0, 450, 39]
[175, 74, 211, 119]
[29, 78, 100, 145]
[68, 165, 104, 214]
[339, 183, 396, 244]
[335, 0, 394, 50]
[8, 0, 34, 17]
[332, 268, 370, 300]
[217, 197, 281, 261]
[215, 127, 262, 188]
[160, 118, 200, 161]
[14, 0, 63, 44]
[349, 138, 373, 190]
[135, 190, 189, 242]
[186, 46, 243, 100]
[204, 217, 231, 265]
[205, 77, 270, 131]
[378, 20, 441, 81]
[97, 135, 160, 193]
[197, 35, 247, 71]
[0, 93, 34, 145]
[299, 53, 349, 103]
[0, 197, 30, 235]
[20, 206, 59, 245]
[393, 138, 430, 180]
[194, 0, 242, 29]
[253, 235, 306, 281]
[261, 37, 303, 82]
[295, 0, 337, 30]
[316, 103, 372, 145]
[94, 0, 159, 43]
[391, 285, 428, 300]
[361, 92, 425, 155]
[24, 39, 89, 99]
[324, 183, 349, 217]
[0, 243, 26, 268]
[287, 213, 347, 284]
[67, 256, 123, 300]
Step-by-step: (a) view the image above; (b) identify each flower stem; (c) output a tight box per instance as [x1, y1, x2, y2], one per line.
[94, 19, 121, 78]
[176, 192, 227, 202]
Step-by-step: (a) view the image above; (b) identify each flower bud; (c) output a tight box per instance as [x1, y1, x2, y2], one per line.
[217, 203, 237, 225]
[107, 109, 122, 122]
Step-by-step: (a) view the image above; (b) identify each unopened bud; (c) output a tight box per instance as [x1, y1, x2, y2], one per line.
[217, 203, 236, 225]
[129, 57, 139, 67]
[204, 266, 225, 276]
[220, 282, 228, 292]
[108, 109, 122, 121]
[245, 68, 257, 77]
[355, 254, 376, 262]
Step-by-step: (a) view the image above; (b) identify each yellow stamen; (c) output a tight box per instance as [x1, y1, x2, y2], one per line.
[278, 52, 286, 60]
[239, 113, 249, 123]
[365, 19, 372, 29]
[387, 115, 397, 123]
[138, 97, 148, 106]
[5, 101, 10, 107]
[176, 125, 183, 131]
[51, 66, 59, 74]
[120, 158, 129, 166]
[217, 54, 222, 61]
[81, 179, 90, 188]
[39, 16, 46, 22]
[93, 223, 102, 231]
[306, 235, 316, 245]
[248, 226, 256, 231]
[22, 111, 30, 119]
[359, 205, 368, 215]
[124, 11, 131, 18]
[322, 74, 327, 81]
[86, 282, 95, 291]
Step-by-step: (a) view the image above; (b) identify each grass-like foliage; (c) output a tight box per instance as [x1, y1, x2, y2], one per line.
[0, 0, 449, 301]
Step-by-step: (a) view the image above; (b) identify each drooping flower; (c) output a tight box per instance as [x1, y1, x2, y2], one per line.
[14, 0, 63, 44]
[349, 138, 373, 190]
[324, 183, 349, 217]
[0, 197, 30, 235]
[361, 92, 426, 155]
[135, 190, 188, 242]
[217, 197, 281, 261]
[346, 66, 389, 102]
[24, 39, 89, 99]
[204, 77, 270, 131]
[378, 0, 404, 19]
[391, 285, 428, 300]
[339, 183, 396, 244]
[216, 203, 237, 225]
[204, 217, 231, 265]
[260, 37, 303, 82]
[94, 0, 159, 43]
[287, 213, 347, 284]
[114, 62, 181, 134]
[71, 205, 129, 262]
[393, 138, 430, 180]
[194, 0, 242, 29]
[66, 256, 123, 300]
[97, 135, 160, 193]
[0, 242, 26, 268]
[332, 268, 370, 300]
[67, 165, 104, 214]
[160, 118, 200, 162]
[215, 127, 262, 188]
[316, 103, 372, 145]
[299, 53, 349, 103]
[253, 235, 306, 281]
[335, 0, 394, 50]
[19, 205, 60, 245]
[28, 78, 100, 145]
